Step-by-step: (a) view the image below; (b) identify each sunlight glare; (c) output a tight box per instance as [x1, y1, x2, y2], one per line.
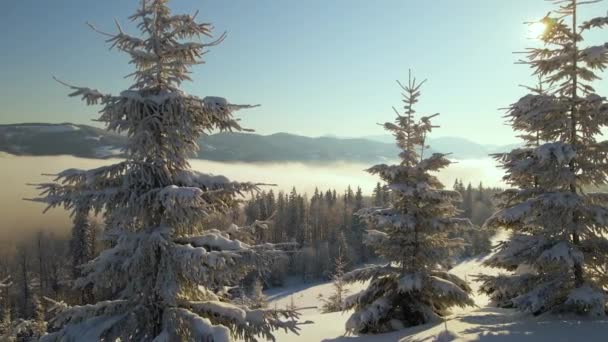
[527, 21, 547, 40]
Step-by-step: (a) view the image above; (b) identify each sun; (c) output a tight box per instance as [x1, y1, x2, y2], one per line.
[527, 21, 547, 40]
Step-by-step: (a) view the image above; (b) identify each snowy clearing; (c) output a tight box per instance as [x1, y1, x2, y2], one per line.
[265, 231, 608, 341]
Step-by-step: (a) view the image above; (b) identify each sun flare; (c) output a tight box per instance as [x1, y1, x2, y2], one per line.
[528, 21, 547, 39]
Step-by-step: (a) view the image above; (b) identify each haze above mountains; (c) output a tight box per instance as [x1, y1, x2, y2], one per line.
[0, 123, 518, 163]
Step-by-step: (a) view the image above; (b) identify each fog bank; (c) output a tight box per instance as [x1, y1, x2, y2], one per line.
[0, 154, 504, 241]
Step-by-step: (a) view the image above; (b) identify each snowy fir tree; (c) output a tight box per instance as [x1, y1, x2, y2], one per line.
[32, 0, 300, 340]
[30, 295, 47, 338]
[320, 249, 349, 314]
[342, 72, 474, 334]
[247, 278, 267, 310]
[478, 0, 608, 316]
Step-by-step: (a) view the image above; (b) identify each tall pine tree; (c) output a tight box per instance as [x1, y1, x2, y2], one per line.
[342, 72, 473, 334]
[479, 0, 608, 316]
[35, 1, 299, 340]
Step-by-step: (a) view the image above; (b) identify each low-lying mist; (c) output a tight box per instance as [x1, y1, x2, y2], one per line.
[0, 153, 504, 242]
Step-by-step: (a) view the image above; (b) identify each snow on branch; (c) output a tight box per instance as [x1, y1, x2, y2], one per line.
[53, 77, 109, 105]
[581, 13, 608, 31]
[158, 185, 205, 212]
[581, 44, 608, 69]
[0, 276, 11, 288]
[182, 300, 246, 324]
[175, 230, 251, 251]
[564, 284, 606, 316]
[485, 234, 547, 270]
[397, 273, 423, 292]
[429, 276, 475, 307]
[537, 242, 584, 268]
[43, 299, 129, 332]
[168, 307, 231, 342]
[342, 264, 393, 283]
[345, 297, 391, 334]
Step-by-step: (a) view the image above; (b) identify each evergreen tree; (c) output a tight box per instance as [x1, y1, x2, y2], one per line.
[345, 186, 354, 205]
[354, 187, 364, 211]
[247, 278, 267, 310]
[15, 246, 31, 320]
[372, 182, 384, 206]
[265, 190, 276, 219]
[320, 250, 349, 313]
[325, 189, 333, 206]
[287, 188, 300, 241]
[70, 207, 95, 304]
[35, 1, 299, 340]
[381, 186, 391, 205]
[332, 232, 351, 268]
[30, 295, 46, 338]
[275, 192, 287, 242]
[479, 0, 608, 316]
[35, 233, 47, 299]
[475, 182, 484, 202]
[349, 187, 367, 263]
[463, 183, 474, 219]
[0, 277, 11, 335]
[342, 72, 473, 334]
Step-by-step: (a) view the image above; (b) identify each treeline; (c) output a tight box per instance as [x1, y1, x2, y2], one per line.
[243, 186, 369, 284]
[0, 231, 93, 340]
[242, 181, 502, 284]
[452, 179, 502, 226]
[451, 179, 502, 257]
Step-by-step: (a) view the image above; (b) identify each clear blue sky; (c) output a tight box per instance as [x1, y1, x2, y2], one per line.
[1, 0, 606, 144]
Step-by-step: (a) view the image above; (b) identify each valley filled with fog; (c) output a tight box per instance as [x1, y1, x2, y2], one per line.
[0, 153, 505, 242]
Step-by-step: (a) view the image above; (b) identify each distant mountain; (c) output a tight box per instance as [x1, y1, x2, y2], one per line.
[199, 132, 400, 163]
[0, 123, 399, 163]
[364, 134, 518, 158]
[0, 123, 515, 162]
[0, 123, 125, 158]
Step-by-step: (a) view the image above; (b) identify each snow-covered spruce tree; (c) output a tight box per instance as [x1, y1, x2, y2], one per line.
[247, 278, 267, 310]
[34, 1, 299, 340]
[30, 295, 47, 338]
[342, 72, 474, 334]
[478, 0, 608, 316]
[320, 249, 348, 313]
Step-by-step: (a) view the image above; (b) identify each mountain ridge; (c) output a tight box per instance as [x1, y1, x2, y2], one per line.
[0, 122, 516, 162]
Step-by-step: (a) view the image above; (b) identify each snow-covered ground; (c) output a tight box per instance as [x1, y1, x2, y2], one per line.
[265, 231, 608, 341]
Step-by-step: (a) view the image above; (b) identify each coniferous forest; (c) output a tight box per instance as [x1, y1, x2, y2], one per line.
[1, 0, 608, 341]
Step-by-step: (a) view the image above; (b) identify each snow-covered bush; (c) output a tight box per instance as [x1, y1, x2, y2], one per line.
[342, 72, 474, 334]
[33, 1, 299, 340]
[478, 0, 608, 316]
